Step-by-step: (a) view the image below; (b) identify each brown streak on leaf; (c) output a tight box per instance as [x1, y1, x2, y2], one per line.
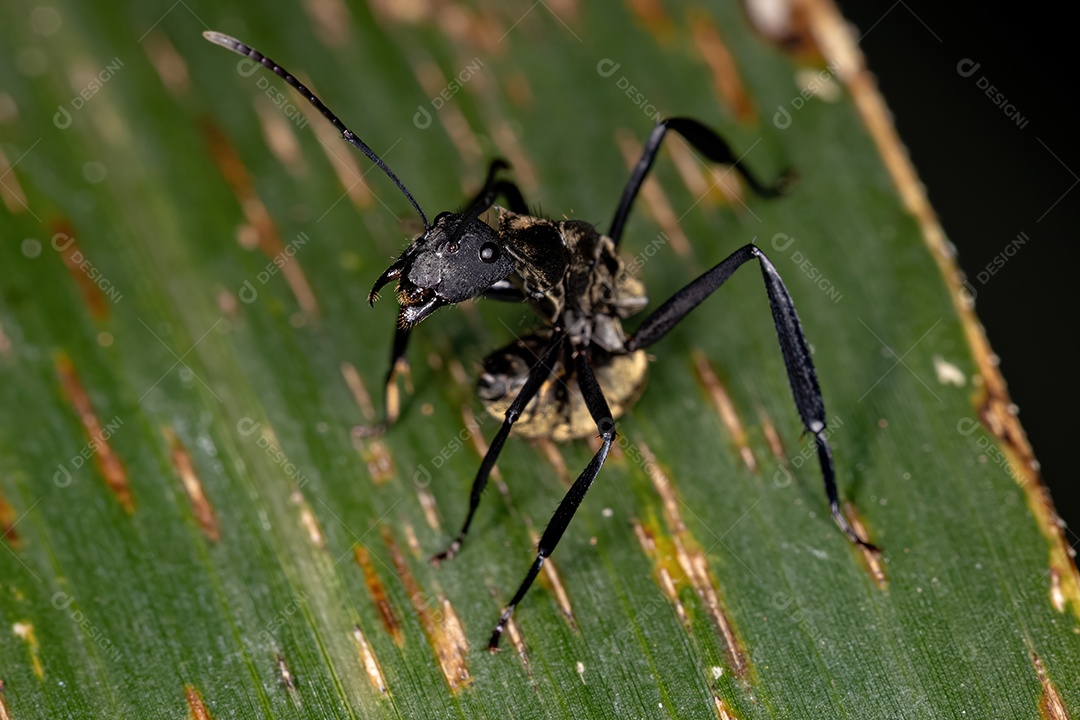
[0, 497, 20, 549]
[354, 545, 403, 644]
[714, 695, 741, 719]
[545, 0, 579, 23]
[490, 119, 538, 195]
[291, 85, 376, 213]
[693, 352, 757, 473]
[55, 352, 132, 512]
[626, 0, 677, 43]
[403, 522, 423, 557]
[0, 321, 11, 356]
[12, 623, 42, 680]
[667, 138, 744, 209]
[454, 6, 508, 55]
[744, 0, 827, 61]
[532, 438, 570, 486]
[532, 531, 576, 630]
[184, 684, 214, 720]
[352, 436, 395, 486]
[635, 518, 691, 625]
[341, 362, 376, 421]
[460, 404, 487, 455]
[51, 219, 109, 322]
[844, 502, 886, 588]
[616, 130, 691, 256]
[758, 410, 786, 460]
[504, 614, 530, 672]
[387, 358, 412, 420]
[253, 97, 308, 178]
[302, 0, 353, 48]
[409, 58, 482, 165]
[689, 10, 755, 122]
[437, 597, 470, 670]
[659, 565, 689, 626]
[383, 526, 471, 691]
[380, 2, 504, 52]
[503, 72, 533, 108]
[216, 288, 240, 318]
[633, 519, 656, 554]
[165, 429, 219, 542]
[343, 364, 396, 484]
[462, 405, 506, 491]
[201, 120, 318, 317]
[0, 148, 29, 216]
[143, 31, 190, 98]
[353, 625, 390, 694]
[416, 489, 441, 530]
[368, 0, 433, 24]
[0, 678, 10, 720]
[801, 0, 1080, 618]
[1031, 651, 1070, 720]
[975, 386, 1077, 613]
[668, 137, 711, 199]
[638, 442, 750, 677]
[688, 551, 746, 676]
[447, 359, 471, 389]
[1050, 567, 1066, 614]
[295, 494, 326, 548]
[202, 120, 280, 246]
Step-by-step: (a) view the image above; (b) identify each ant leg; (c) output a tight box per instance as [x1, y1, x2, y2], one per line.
[489, 348, 615, 651]
[468, 159, 529, 215]
[445, 158, 529, 251]
[626, 244, 877, 552]
[357, 161, 527, 436]
[609, 117, 790, 246]
[431, 334, 566, 564]
[354, 324, 411, 437]
[358, 293, 520, 443]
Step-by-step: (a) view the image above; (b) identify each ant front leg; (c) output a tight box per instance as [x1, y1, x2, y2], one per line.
[488, 348, 616, 651]
[609, 117, 791, 246]
[356, 160, 529, 437]
[625, 244, 878, 552]
[354, 324, 412, 437]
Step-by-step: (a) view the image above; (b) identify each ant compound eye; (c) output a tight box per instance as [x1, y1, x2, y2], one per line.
[445, 240, 460, 254]
[479, 242, 499, 263]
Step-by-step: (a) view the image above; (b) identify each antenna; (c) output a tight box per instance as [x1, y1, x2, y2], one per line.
[203, 31, 430, 229]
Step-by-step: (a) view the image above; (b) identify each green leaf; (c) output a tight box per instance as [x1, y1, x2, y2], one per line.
[1, 1, 1077, 718]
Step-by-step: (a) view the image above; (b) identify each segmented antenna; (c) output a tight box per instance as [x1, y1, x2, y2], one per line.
[203, 31, 430, 229]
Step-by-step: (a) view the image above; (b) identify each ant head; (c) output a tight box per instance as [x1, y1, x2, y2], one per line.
[369, 211, 514, 326]
[202, 35, 523, 327]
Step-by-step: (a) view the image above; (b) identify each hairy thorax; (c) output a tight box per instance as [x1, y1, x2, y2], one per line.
[477, 210, 650, 439]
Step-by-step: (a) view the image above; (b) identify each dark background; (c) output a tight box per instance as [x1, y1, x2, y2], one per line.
[834, 1, 1077, 542]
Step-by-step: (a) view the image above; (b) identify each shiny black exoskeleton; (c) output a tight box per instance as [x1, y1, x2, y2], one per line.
[206, 31, 879, 653]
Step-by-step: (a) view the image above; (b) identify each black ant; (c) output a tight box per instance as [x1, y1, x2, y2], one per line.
[204, 31, 878, 651]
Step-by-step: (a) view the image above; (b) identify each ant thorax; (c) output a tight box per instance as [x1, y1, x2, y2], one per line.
[479, 209, 650, 440]
[496, 208, 648, 350]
